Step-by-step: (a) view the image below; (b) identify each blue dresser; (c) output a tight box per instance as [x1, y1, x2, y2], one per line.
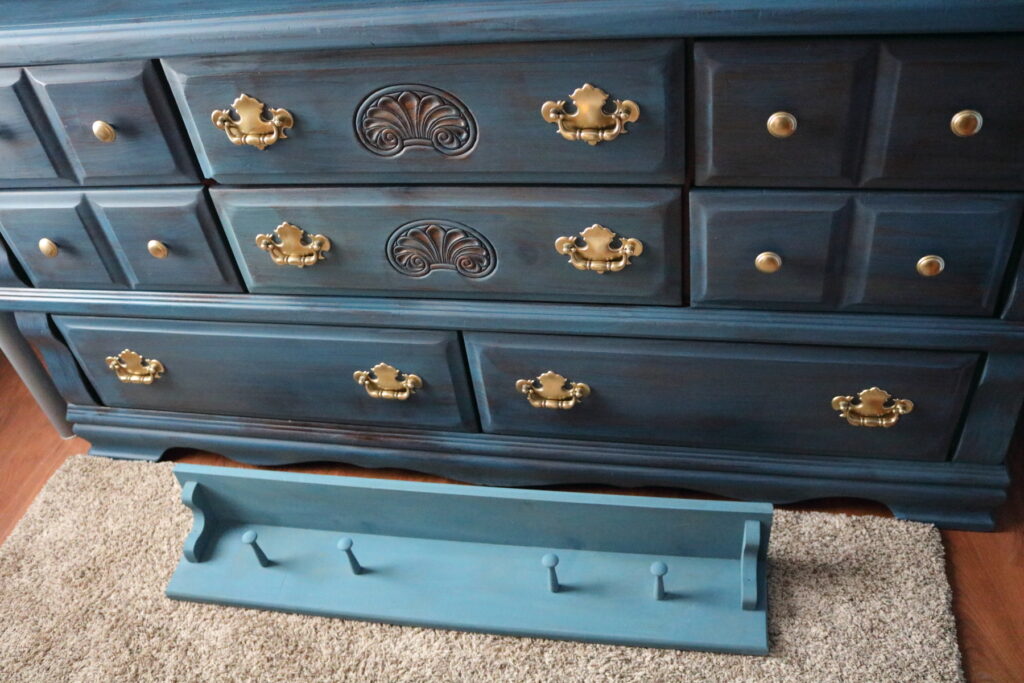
[0, 1, 1022, 530]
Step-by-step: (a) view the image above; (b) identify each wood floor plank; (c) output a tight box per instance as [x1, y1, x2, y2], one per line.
[0, 350, 1020, 679]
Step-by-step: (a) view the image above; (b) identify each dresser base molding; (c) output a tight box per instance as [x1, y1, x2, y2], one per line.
[68, 405, 1009, 531]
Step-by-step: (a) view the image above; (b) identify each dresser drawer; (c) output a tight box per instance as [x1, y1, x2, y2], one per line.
[54, 316, 476, 432]
[0, 188, 241, 292]
[695, 38, 1024, 190]
[465, 333, 978, 462]
[690, 190, 1023, 316]
[212, 187, 681, 304]
[0, 69, 67, 186]
[26, 61, 197, 185]
[162, 40, 685, 184]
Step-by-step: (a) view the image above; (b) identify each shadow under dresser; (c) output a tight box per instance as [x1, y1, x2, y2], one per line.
[0, 1, 1022, 529]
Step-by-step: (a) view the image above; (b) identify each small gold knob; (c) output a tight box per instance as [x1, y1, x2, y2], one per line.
[766, 111, 797, 138]
[38, 238, 58, 258]
[950, 110, 982, 137]
[916, 255, 945, 277]
[147, 240, 169, 259]
[91, 120, 117, 143]
[754, 251, 782, 274]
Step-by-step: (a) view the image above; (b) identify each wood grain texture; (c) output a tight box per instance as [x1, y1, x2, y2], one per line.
[163, 40, 686, 185]
[690, 190, 1024, 315]
[212, 186, 683, 304]
[0, 188, 241, 292]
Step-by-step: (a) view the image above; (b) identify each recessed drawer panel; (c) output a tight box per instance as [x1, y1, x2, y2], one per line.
[862, 38, 1024, 190]
[0, 188, 241, 292]
[26, 61, 198, 186]
[0, 69, 66, 186]
[694, 40, 875, 188]
[212, 187, 682, 305]
[465, 333, 978, 462]
[54, 316, 477, 432]
[690, 190, 1023, 316]
[162, 40, 685, 184]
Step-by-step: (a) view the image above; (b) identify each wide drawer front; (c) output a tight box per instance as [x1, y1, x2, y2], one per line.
[54, 316, 476, 432]
[694, 37, 1024, 189]
[0, 188, 241, 292]
[212, 187, 682, 304]
[0, 61, 196, 187]
[465, 333, 978, 461]
[162, 40, 685, 184]
[690, 190, 1024, 316]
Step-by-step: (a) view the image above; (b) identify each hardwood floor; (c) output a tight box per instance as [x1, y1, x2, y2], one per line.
[0, 351, 1021, 680]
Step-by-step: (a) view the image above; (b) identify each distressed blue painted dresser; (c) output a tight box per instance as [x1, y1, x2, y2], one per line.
[0, 1, 1022, 529]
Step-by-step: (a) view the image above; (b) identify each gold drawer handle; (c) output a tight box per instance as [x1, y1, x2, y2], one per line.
[256, 222, 331, 267]
[106, 349, 164, 385]
[38, 238, 59, 258]
[766, 111, 797, 138]
[211, 93, 294, 150]
[831, 387, 913, 428]
[91, 120, 116, 143]
[353, 363, 422, 400]
[516, 371, 590, 410]
[541, 83, 639, 146]
[916, 255, 945, 277]
[147, 240, 169, 259]
[950, 109, 982, 137]
[555, 224, 643, 274]
[755, 251, 782, 273]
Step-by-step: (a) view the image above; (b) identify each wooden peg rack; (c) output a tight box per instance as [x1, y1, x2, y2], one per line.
[167, 464, 773, 654]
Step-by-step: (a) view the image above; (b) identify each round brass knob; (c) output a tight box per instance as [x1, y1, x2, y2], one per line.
[916, 255, 945, 277]
[147, 240, 169, 259]
[38, 238, 59, 258]
[950, 110, 982, 137]
[755, 251, 783, 273]
[91, 120, 117, 143]
[766, 111, 797, 138]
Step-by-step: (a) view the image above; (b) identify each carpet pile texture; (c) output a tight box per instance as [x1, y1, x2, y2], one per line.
[0, 456, 962, 681]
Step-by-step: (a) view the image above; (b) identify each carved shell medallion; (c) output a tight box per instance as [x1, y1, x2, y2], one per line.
[355, 85, 477, 158]
[386, 220, 496, 279]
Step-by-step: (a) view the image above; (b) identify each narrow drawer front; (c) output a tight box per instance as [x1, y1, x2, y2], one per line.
[861, 38, 1024, 190]
[690, 190, 1023, 316]
[162, 40, 685, 185]
[0, 188, 241, 292]
[54, 317, 477, 432]
[26, 61, 197, 185]
[212, 187, 681, 304]
[0, 69, 65, 186]
[694, 40, 875, 188]
[465, 333, 978, 462]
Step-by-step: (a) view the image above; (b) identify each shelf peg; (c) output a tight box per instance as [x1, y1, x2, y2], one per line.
[337, 537, 364, 575]
[542, 553, 561, 593]
[650, 561, 668, 600]
[241, 529, 272, 567]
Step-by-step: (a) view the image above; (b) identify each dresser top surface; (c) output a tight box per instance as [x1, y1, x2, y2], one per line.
[0, 0, 1021, 66]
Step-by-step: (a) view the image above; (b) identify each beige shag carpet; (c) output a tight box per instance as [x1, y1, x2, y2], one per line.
[0, 456, 962, 682]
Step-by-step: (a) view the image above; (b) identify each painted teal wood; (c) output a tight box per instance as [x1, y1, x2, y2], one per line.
[162, 40, 685, 185]
[0, 69, 69, 186]
[53, 315, 477, 432]
[464, 332, 978, 461]
[695, 37, 1024, 190]
[0, 2, 1021, 68]
[212, 187, 682, 304]
[65, 403, 1009, 530]
[690, 190, 1024, 315]
[0, 188, 241, 292]
[167, 463, 773, 653]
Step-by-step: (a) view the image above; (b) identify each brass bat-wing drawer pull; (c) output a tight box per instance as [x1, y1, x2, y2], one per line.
[353, 363, 422, 400]
[831, 387, 914, 428]
[555, 224, 643, 273]
[106, 349, 165, 385]
[211, 93, 294, 150]
[516, 371, 590, 410]
[541, 83, 639, 145]
[255, 222, 331, 267]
